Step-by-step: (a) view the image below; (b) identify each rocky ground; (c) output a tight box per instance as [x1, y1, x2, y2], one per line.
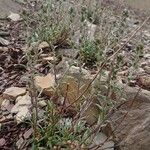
[0, 0, 150, 150]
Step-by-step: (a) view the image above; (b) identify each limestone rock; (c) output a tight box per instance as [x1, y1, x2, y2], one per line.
[42, 56, 56, 62]
[3, 87, 26, 101]
[34, 73, 55, 97]
[59, 76, 91, 107]
[23, 128, 33, 139]
[38, 100, 47, 107]
[11, 94, 31, 114]
[16, 106, 30, 123]
[0, 47, 8, 52]
[11, 103, 19, 114]
[111, 84, 150, 150]
[8, 12, 21, 21]
[16, 94, 31, 106]
[38, 41, 49, 50]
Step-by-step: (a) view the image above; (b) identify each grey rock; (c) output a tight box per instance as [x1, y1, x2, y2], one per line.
[16, 106, 30, 123]
[3, 87, 26, 101]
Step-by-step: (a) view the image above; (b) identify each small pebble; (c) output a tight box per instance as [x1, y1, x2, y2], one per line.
[0, 138, 6, 147]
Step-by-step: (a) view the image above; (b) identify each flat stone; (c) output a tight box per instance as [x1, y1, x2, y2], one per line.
[34, 73, 55, 97]
[23, 128, 33, 139]
[11, 94, 31, 115]
[42, 56, 56, 62]
[5, 103, 14, 112]
[38, 41, 49, 50]
[16, 106, 30, 123]
[3, 87, 26, 101]
[16, 138, 24, 149]
[8, 12, 21, 21]
[34, 73, 55, 89]
[0, 47, 8, 52]
[0, 138, 6, 147]
[59, 76, 91, 107]
[38, 100, 47, 107]
[11, 103, 19, 114]
[16, 94, 31, 106]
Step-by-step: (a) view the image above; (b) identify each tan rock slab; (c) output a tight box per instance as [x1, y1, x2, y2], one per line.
[34, 73, 55, 97]
[16, 94, 31, 106]
[59, 76, 91, 107]
[38, 100, 47, 107]
[3, 87, 26, 101]
[38, 41, 49, 50]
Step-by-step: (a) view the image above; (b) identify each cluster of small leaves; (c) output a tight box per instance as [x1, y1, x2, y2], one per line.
[80, 40, 100, 66]
[33, 102, 90, 149]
